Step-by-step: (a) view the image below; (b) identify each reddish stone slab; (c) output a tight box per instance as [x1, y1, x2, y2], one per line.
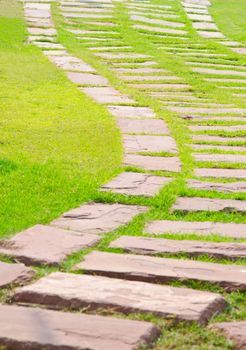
[0, 225, 99, 266]
[0, 261, 34, 288]
[108, 105, 155, 118]
[194, 153, 246, 163]
[66, 72, 108, 86]
[0, 304, 159, 350]
[124, 154, 181, 172]
[187, 180, 246, 193]
[212, 321, 246, 350]
[14, 272, 226, 324]
[124, 135, 177, 153]
[117, 117, 169, 134]
[110, 236, 246, 259]
[78, 251, 246, 291]
[195, 168, 246, 179]
[172, 197, 246, 213]
[52, 202, 148, 234]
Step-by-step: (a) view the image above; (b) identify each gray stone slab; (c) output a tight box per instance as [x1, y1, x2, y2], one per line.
[34, 42, 64, 49]
[145, 220, 246, 239]
[192, 144, 246, 152]
[187, 180, 246, 193]
[124, 135, 178, 153]
[192, 134, 246, 143]
[63, 13, 113, 18]
[193, 22, 218, 30]
[48, 55, 96, 72]
[195, 168, 246, 179]
[52, 202, 148, 234]
[81, 87, 134, 103]
[190, 125, 246, 132]
[78, 251, 246, 291]
[0, 261, 34, 288]
[43, 49, 68, 56]
[27, 27, 56, 35]
[132, 83, 189, 89]
[115, 67, 168, 73]
[198, 31, 224, 38]
[14, 272, 226, 324]
[212, 321, 246, 350]
[169, 107, 246, 114]
[133, 24, 187, 35]
[131, 15, 185, 28]
[117, 117, 169, 134]
[25, 9, 51, 18]
[0, 225, 100, 266]
[187, 13, 212, 21]
[0, 304, 159, 350]
[192, 67, 246, 77]
[121, 75, 180, 81]
[194, 153, 246, 163]
[95, 52, 151, 59]
[232, 47, 246, 55]
[124, 154, 181, 172]
[108, 105, 155, 118]
[101, 172, 172, 196]
[66, 72, 108, 86]
[111, 235, 246, 259]
[172, 197, 246, 213]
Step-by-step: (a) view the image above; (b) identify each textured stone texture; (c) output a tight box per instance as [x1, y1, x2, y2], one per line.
[123, 135, 177, 153]
[187, 180, 246, 193]
[133, 83, 189, 89]
[172, 197, 246, 213]
[14, 272, 226, 324]
[47, 55, 96, 72]
[194, 153, 246, 163]
[108, 105, 155, 118]
[192, 67, 246, 77]
[133, 24, 187, 35]
[110, 236, 246, 259]
[193, 22, 218, 30]
[78, 251, 246, 291]
[0, 225, 100, 266]
[169, 107, 246, 114]
[101, 172, 172, 197]
[124, 154, 181, 172]
[81, 87, 134, 104]
[195, 168, 246, 179]
[0, 304, 159, 350]
[121, 75, 180, 81]
[190, 125, 246, 132]
[192, 144, 246, 152]
[52, 202, 148, 234]
[131, 15, 185, 28]
[212, 321, 246, 350]
[0, 261, 34, 288]
[95, 52, 151, 59]
[192, 134, 245, 143]
[117, 118, 169, 134]
[67, 72, 108, 86]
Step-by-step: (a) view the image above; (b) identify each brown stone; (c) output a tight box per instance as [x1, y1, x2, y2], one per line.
[123, 135, 177, 153]
[78, 251, 246, 291]
[187, 180, 246, 193]
[0, 261, 34, 288]
[194, 153, 246, 163]
[52, 202, 148, 234]
[172, 197, 246, 213]
[117, 117, 169, 134]
[124, 154, 181, 172]
[110, 235, 246, 259]
[0, 225, 100, 266]
[81, 87, 134, 103]
[14, 272, 226, 324]
[108, 105, 155, 118]
[0, 304, 159, 350]
[66, 72, 108, 86]
[212, 321, 246, 350]
[195, 168, 246, 179]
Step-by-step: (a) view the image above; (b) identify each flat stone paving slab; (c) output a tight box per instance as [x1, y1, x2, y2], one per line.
[52, 202, 148, 234]
[78, 251, 246, 291]
[170, 107, 246, 114]
[131, 15, 185, 28]
[0, 304, 159, 350]
[172, 197, 246, 213]
[192, 134, 246, 143]
[190, 125, 246, 132]
[108, 105, 155, 118]
[133, 24, 187, 35]
[14, 272, 226, 324]
[110, 235, 246, 259]
[101, 172, 172, 197]
[145, 220, 246, 239]
[95, 52, 151, 59]
[0, 225, 100, 266]
[124, 154, 181, 172]
[192, 144, 246, 152]
[187, 180, 246, 193]
[194, 153, 246, 164]
[117, 117, 169, 134]
[212, 321, 246, 350]
[81, 87, 134, 103]
[67, 72, 108, 86]
[195, 168, 246, 179]
[0, 261, 34, 288]
[124, 135, 177, 153]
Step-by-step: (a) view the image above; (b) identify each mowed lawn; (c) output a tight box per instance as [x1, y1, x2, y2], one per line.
[0, 0, 122, 238]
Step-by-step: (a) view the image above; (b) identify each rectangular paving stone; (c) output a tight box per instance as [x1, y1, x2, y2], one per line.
[132, 83, 189, 89]
[192, 144, 246, 152]
[192, 134, 246, 143]
[81, 87, 134, 103]
[0, 261, 34, 288]
[190, 125, 246, 132]
[95, 52, 151, 59]
[101, 172, 172, 197]
[145, 220, 246, 239]
[52, 202, 148, 234]
[133, 24, 187, 35]
[66, 72, 108, 86]
[78, 251, 246, 291]
[124, 154, 181, 172]
[131, 15, 185, 28]
[14, 272, 227, 324]
[0, 225, 100, 266]
[121, 75, 180, 81]
[110, 235, 246, 259]
[124, 135, 178, 153]
[193, 22, 218, 30]
[212, 321, 246, 350]
[187, 180, 246, 193]
[195, 168, 246, 179]
[108, 105, 155, 118]
[192, 67, 246, 77]
[187, 13, 212, 21]
[194, 153, 246, 164]
[117, 118, 169, 134]
[172, 197, 246, 213]
[0, 304, 159, 350]
[169, 107, 246, 114]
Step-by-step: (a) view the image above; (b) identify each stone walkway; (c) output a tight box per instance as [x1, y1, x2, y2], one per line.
[1, 0, 246, 348]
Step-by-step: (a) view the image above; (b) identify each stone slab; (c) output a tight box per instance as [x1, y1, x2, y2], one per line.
[0, 225, 100, 266]
[193, 22, 218, 30]
[145, 220, 246, 239]
[0, 304, 159, 350]
[117, 117, 169, 134]
[195, 168, 246, 179]
[212, 321, 246, 350]
[132, 83, 189, 89]
[95, 52, 151, 59]
[187, 180, 246, 193]
[190, 125, 246, 132]
[121, 75, 180, 81]
[48, 55, 95, 72]
[108, 105, 155, 118]
[133, 24, 187, 35]
[0, 261, 34, 288]
[169, 107, 246, 114]
[78, 251, 246, 291]
[101, 172, 172, 196]
[172, 197, 246, 213]
[192, 134, 246, 143]
[124, 154, 181, 172]
[192, 144, 246, 152]
[66, 72, 108, 86]
[14, 272, 226, 324]
[194, 153, 246, 163]
[192, 67, 246, 77]
[27, 27, 56, 35]
[131, 15, 185, 28]
[115, 67, 168, 73]
[81, 87, 134, 103]
[187, 13, 212, 21]
[52, 202, 148, 234]
[123, 135, 177, 153]
[110, 235, 246, 259]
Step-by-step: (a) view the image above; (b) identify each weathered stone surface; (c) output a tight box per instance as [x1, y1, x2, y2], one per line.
[133, 24, 187, 35]
[81, 87, 134, 103]
[115, 67, 167, 73]
[110, 235, 246, 259]
[194, 153, 246, 163]
[199, 31, 224, 38]
[145, 220, 246, 239]
[232, 47, 246, 54]
[52, 203, 148, 234]
[78, 251, 246, 291]
[192, 144, 246, 152]
[47, 55, 96, 72]
[192, 134, 245, 143]
[14, 272, 226, 324]
[212, 321, 246, 350]
[124, 135, 177, 153]
[117, 118, 169, 134]
[0, 304, 159, 350]
[195, 168, 246, 179]
[132, 83, 189, 89]
[0, 225, 99, 266]
[192, 67, 246, 77]
[28, 27, 56, 35]
[66, 72, 108, 86]
[169, 107, 246, 114]
[124, 154, 181, 172]
[131, 15, 185, 28]
[187, 180, 246, 193]
[187, 13, 212, 21]
[101, 172, 172, 196]
[95, 52, 151, 59]
[190, 125, 246, 132]
[34, 42, 64, 49]
[0, 261, 34, 288]
[108, 105, 155, 118]
[121, 75, 180, 81]
[193, 22, 218, 30]
[172, 197, 246, 213]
